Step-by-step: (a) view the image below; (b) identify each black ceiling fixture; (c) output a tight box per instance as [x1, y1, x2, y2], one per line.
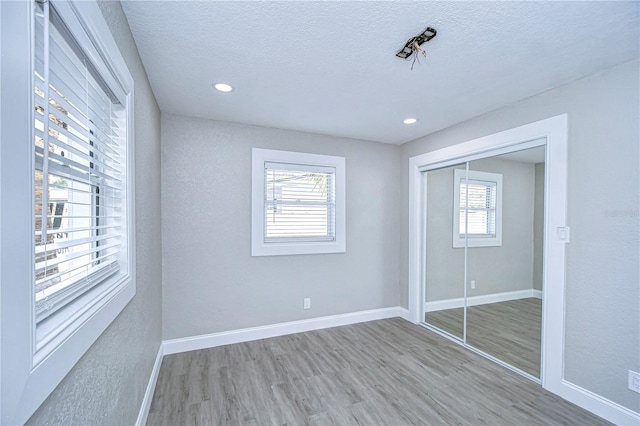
[396, 27, 437, 69]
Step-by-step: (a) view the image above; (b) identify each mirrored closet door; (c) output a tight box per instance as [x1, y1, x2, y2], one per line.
[424, 163, 467, 341]
[422, 145, 545, 380]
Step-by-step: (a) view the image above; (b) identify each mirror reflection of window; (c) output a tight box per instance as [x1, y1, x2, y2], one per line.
[452, 169, 503, 248]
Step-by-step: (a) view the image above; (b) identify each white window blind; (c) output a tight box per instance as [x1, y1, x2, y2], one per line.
[264, 162, 336, 242]
[459, 179, 497, 237]
[452, 168, 502, 248]
[33, 1, 127, 324]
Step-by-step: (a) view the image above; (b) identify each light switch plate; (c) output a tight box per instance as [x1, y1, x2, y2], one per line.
[557, 226, 571, 243]
[629, 370, 640, 394]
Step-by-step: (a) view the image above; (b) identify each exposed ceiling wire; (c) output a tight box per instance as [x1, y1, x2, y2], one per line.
[396, 27, 437, 70]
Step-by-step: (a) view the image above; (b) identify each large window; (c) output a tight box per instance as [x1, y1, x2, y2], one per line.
[0, 1, 134, 423]
[252, 149, 345, 256]
[33, 1, 127, 329]
[453, 169, 502, 248]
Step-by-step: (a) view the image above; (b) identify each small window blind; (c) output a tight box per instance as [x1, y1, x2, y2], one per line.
[33, 1, 127, 323]
[459, 179, 497, 237]
[264, 162, 336, 242]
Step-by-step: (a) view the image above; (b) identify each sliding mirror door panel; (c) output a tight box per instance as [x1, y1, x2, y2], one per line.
[465, 147, 545, 378]
[423, 164, 466, 340]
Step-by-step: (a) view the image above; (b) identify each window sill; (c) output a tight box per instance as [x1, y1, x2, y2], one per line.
[452, 237, 503, 248]
[252, 239, 346, 256]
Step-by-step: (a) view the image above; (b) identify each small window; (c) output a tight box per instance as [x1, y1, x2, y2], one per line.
[252, 149, 345, 256]
[453, 169, 502, 248]
[264, 162, 336, 242]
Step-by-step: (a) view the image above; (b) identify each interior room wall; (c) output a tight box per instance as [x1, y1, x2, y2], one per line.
[425, 157, 536, 302]
[161, 114, 402, 340]
[401, 59, 640, 412]
[533, 163, 545, 291]
[466, 157, 535, 298]
[26, 1, 163, 424]
[424, 165, 465, 303]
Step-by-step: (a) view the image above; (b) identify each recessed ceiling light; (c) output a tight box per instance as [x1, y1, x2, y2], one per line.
[213, 83, 234, 92]
[403, 118, 418, 124]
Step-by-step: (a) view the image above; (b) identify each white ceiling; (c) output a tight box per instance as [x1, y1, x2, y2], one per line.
[121, 1, 639, 145]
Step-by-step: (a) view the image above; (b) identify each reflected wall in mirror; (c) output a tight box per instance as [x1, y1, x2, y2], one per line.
[424, 164, 466, 340]
[466, 146, 545, 378]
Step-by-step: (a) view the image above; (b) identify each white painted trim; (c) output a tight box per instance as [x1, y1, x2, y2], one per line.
[408, 156, 424, 324]
[424, 289, 542, 312]
[164, 307, 406, 355]
[0, 2, 3, 422]
[396, 307, 410, 321]
[557, 380, 640, 425]
[136, 344, 164, 426]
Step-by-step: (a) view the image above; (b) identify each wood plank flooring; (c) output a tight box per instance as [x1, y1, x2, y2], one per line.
[147, 317, 609, 425]
[425, 298, 542, 377]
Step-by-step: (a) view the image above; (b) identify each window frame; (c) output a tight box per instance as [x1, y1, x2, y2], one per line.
[252, 148, 346, 256]
[452, 168, 503, 248]
[0, 1, 135, 424]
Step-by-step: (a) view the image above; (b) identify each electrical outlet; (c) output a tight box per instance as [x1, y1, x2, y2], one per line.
[303, 297, 311, 310]
[629, 370, 640, 394]
[471, 280, 476, 290]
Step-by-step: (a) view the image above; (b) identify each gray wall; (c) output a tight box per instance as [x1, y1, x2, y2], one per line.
[161, 114, 401, 340]
[425, 157, 536, 302]
[424, 164, 465, 302]
[467, 157, 535, 297]
[27, 1, 163, 424]
[533, 163, 545, 291]
[401, 59, 640, 412]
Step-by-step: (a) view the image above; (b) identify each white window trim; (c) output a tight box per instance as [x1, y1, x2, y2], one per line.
[452, 169, 503, 248]
[0, 1, 135, 424]
[252, 148, 346, 256]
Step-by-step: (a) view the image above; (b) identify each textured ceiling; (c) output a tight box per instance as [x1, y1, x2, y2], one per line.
[121, 1, 639, 145]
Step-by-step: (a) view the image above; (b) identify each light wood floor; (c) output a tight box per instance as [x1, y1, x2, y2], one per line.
[425, 298, 542, 377]
[147, 317, 609, 425]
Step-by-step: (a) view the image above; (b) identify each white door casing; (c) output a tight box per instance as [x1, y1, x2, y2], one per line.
[408, 114, 568, 395]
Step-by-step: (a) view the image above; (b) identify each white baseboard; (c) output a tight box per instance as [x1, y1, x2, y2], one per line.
[396, 306, 410, 321]
[554, 380, 640, 425]
[163, 306, 408, 355]
[135, 344, 164, 426]
[424, 289, 542, 313]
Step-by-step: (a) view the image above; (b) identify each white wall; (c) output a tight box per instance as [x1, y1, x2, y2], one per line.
[161, 114, 401, 340]
[26, 1, 163, 424]
[401, 59, 640, 412]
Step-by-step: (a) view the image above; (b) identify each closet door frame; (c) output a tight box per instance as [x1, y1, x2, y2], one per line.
[408, 114, 568, 394]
